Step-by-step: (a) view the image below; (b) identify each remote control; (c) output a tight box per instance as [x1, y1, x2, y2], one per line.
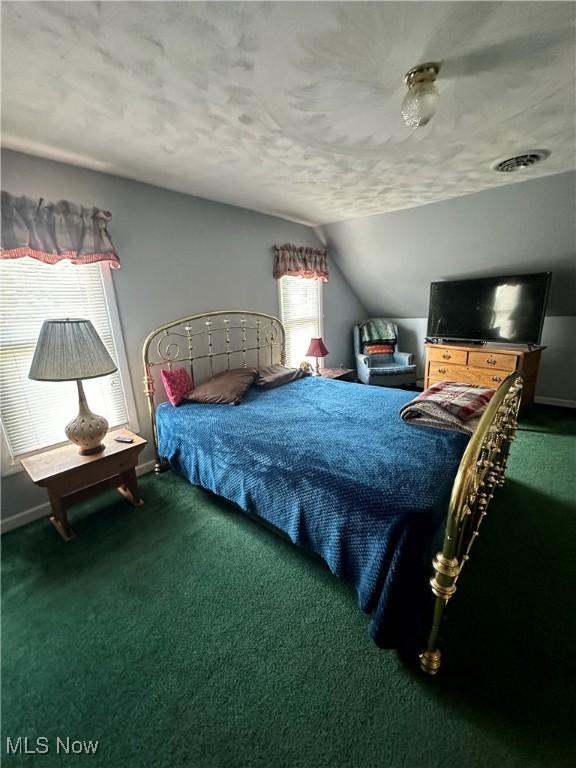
[114, 435, 134, 443]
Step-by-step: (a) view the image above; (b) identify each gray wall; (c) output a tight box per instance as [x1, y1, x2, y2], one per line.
[322, 171, 575, 317]
[322, 171, 576, 401]
[1, 149, 366, 521]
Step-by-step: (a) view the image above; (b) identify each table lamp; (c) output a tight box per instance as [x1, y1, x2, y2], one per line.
[306, 336, 329, 376]
[29, 318, 118, 455]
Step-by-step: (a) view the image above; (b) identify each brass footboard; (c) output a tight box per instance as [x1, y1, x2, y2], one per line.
[420, 372, 523, 674]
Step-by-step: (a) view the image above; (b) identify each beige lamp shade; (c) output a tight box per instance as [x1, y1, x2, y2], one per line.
[28, 319, 118, 455]
[29, 319, 117, 382]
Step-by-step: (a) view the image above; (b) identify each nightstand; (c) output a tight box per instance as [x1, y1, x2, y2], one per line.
[319, 367, 355, 382]
[20, 428, 147, 542]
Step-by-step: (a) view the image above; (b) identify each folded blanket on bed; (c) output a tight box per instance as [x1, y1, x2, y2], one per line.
[399, 381, 494, 435]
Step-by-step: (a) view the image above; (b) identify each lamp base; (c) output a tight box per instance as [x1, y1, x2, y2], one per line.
[76, 442, 107, 457]
[65, 380, 109, 455]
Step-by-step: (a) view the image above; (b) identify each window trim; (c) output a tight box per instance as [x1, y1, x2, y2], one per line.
[1, 262, 139, 477]
[277, 276, 324, 369]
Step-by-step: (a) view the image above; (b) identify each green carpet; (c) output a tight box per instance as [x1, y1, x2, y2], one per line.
[2, 406, 575, 767]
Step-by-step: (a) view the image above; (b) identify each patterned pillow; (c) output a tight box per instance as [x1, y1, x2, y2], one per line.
[161, 367, 194, 406]
[363, 343, 395, 355]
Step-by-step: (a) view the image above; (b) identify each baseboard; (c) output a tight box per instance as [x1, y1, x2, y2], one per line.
[534, 396, 576, 409]
[0, 501, 51, 533]
[1, 459, 157, 535]
[136, 460, 156, 477]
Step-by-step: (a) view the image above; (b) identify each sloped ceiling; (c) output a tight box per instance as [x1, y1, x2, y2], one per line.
[2, 1, 575, 226]
[322, 171, 576, 317]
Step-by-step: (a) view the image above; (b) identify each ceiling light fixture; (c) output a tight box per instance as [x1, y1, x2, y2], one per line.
[401, 62, 440, 129]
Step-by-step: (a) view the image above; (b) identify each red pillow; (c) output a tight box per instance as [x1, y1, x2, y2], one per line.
[364, 343, 395, 355]
[161, 367, 194, 406]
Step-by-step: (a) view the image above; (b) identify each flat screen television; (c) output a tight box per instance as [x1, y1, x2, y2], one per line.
[426, 272, 551, 345]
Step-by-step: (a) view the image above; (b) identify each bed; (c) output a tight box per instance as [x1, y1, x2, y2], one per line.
[143, 311, 523, 673]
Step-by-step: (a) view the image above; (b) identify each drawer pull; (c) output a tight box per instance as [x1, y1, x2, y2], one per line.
[486, 358, 497, 365]
[438, 367, 447, 374]
[491, 376, 502, 383]
[442, 353, 451, 360]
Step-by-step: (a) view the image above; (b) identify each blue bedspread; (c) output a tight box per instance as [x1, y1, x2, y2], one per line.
[157, 377, 469, 647]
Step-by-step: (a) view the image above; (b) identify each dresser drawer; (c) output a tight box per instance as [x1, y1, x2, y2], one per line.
[427, 361, 469, 380]
[427, 368, 509, 390]
[472, 369, 510, 388]
[426, 378, 447, 389]
[427, 348, 468, 365]
[427, 362, 512, 387]
[468, 350, 518, 371]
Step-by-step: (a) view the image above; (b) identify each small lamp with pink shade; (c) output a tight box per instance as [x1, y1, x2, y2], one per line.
[305, 337, 329, 376]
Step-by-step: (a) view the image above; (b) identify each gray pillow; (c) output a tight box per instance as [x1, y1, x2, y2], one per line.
[255, 364, 304, 389]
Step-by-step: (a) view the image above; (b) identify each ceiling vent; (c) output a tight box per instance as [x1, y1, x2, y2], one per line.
[492, 150, 550, 173]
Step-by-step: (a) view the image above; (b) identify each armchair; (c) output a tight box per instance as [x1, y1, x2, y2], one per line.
[354, 321, 417, 387]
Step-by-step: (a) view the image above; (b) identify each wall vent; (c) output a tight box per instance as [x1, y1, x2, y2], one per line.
[492, 150, 550, 173]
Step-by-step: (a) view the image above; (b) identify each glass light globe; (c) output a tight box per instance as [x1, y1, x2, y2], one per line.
[401, 81, 440, 128]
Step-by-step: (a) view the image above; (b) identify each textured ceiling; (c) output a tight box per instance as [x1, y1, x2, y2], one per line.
[2, 1, 575, 225]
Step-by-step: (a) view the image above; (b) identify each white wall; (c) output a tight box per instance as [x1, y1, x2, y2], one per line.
[1, 149, 366, 521]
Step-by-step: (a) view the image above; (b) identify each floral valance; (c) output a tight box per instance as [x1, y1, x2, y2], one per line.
[0, 191, 120, 269]
[273, 243, 329, 282]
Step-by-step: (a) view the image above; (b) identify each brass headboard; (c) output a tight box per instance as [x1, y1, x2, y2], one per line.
[142, 310, 285, 471]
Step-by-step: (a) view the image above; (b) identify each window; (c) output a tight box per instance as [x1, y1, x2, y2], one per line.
[278, 276, 323, 368]
[0, 259, 137, 470]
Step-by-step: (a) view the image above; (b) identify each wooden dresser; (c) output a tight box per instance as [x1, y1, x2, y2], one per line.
[424, 342, 545, 406]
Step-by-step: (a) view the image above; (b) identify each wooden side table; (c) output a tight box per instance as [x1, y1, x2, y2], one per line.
[320, 367, 355, 382]
[20, 428, 147, 542]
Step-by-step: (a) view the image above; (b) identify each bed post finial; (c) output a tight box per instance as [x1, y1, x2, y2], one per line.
[419, 553, 460, 674]
[420, 648, 442, 675]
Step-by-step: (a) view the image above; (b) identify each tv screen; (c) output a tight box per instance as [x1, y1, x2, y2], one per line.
[427, 272, 551, 345]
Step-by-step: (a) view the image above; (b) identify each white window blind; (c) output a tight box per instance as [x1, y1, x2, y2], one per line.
[278, 276, 323, 368]
[0, 259, 129, 458]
